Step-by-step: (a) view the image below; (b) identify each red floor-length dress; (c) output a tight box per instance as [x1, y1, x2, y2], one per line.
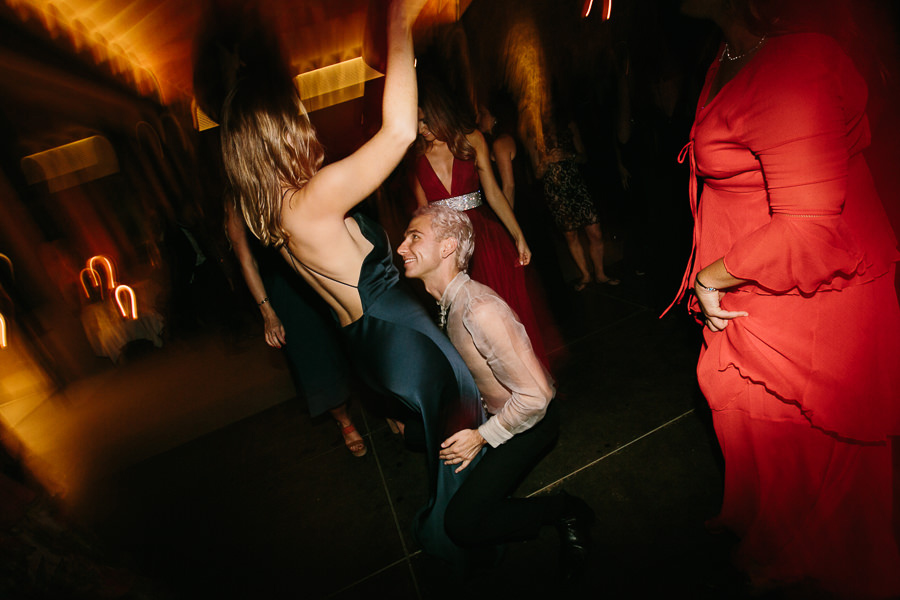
[670, 33, 900, 597]
[414, 154, 551, 367]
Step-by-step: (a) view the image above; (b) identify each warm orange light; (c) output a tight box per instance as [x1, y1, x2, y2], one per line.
[0, 253, 12, 280]
[0, 313, 7, 348]
[115, 284, 138, 320]
[191, 99, 219, 131]
[80, 267, 101, 298]
[582, 0, 612, 20]
[295, 57, 384, 112]
[88, 255, 117, 291]
[582, 0, 594, 17]
[14, 0, 162, 101]
[21, 136, 120, 193]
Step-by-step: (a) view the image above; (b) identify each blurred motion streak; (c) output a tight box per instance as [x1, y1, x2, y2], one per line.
[582, 0, 594, 18]
[295, 56, 384, 112]
[8, 0, 165, 101]
[583, 0, 613, 21]
[20, 136, 120, 194]
[0, 313, 7, 349]
[0, 254, 13, 280]
[114, 284, 138, 320]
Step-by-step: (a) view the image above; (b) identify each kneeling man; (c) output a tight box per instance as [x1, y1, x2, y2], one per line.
[397, 204, 594, 579]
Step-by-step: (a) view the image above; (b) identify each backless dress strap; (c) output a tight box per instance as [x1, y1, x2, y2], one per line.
[279, 186, 359, 290]
[285, 245, 358, 289]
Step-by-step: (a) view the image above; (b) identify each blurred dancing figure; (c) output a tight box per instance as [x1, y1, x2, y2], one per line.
[530, 117, 619, 291]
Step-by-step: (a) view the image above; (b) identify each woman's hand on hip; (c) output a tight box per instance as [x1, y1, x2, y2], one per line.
[694, 285, 748, 332]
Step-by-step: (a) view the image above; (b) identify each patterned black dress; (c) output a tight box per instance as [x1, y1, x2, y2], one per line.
[541, 128, 600, 232]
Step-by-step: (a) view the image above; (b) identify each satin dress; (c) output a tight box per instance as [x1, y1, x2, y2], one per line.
[290, 212, 485, 565]
[257, 246, 351, 417]
[669, 33, 900, 597]
[414, 154, 551, 368]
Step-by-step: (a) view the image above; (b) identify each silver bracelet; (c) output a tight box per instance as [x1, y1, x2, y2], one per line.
[258, 296, 270, 306]
[695, 278, 718, 293]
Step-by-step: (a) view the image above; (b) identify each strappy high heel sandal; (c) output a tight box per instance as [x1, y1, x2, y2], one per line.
[339, 423, 367, 458]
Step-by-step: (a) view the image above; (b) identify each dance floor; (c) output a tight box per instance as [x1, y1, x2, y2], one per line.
[1, 238, 761, 599]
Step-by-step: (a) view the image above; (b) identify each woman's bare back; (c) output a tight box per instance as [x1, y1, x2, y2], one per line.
[280, 187, 373, 326]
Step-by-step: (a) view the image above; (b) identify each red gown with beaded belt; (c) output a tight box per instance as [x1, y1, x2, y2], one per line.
[414, 153, 554, 368]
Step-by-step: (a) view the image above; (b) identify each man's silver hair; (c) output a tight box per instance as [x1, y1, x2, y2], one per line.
[413, 204, 475, 272]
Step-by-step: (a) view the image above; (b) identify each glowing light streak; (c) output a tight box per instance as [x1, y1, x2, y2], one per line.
[21, 136, 119, 193]
[80, 267, 101, 298]
[582, 0, 594, 18]
[115, 285, 138, 320]
[0, 253, 12, 280]
[0, 313, 7, 348]
[88, 255, 117, 291]
[14, 1, 162, 100]
[582, 0, 612, 20]
[295, 57, 384, 113]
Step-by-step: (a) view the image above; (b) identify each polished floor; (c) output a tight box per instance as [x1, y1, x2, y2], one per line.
[2, 233, 758, 599]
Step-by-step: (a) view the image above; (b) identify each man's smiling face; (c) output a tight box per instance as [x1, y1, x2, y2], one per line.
[397, 213, 443, 281]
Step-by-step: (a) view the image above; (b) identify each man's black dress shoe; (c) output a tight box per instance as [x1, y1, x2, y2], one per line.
[556, 491, 595, 582]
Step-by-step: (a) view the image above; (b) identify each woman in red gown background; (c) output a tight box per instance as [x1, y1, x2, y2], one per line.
[669, 0, 900, 597]
[411, 77, 554, 368]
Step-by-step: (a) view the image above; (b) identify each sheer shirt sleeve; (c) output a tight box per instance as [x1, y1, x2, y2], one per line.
[462, 294, 554, 448]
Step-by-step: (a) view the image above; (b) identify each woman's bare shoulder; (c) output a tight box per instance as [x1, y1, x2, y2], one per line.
[492, 134, 516, 156]
[466, 128, 488, 149]
[281, 183, 348, 237]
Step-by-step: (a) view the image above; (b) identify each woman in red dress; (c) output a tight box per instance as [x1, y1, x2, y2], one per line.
[411, 80, 553, 367]
[669, 0, 900, 596]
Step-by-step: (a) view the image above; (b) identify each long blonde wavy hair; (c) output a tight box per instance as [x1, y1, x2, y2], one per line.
[221, 81, 324, 247]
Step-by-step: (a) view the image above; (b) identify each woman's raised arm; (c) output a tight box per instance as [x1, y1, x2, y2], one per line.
[299, 0, 427, 219]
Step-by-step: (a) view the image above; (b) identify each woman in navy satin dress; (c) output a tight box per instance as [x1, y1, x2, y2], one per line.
[220, 0, 484, 566]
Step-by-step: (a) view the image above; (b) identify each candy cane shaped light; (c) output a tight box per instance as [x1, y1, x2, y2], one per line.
[88, 255, 117, 292]
[581, 0, 593, 17]
[80, 267, 101, 298]
[0, 313, 7, 349]
[582, 0, 612, 20]
[115, 284, 138, 319]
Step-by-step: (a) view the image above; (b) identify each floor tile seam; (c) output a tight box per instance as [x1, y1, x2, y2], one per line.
[357, 410, 423, 599]
[590, 290, 656, 312]
[325, 555, 419, 599]
[289, 417, 381, 466]
[558, 306, 652, 349]
[526, 408, 697, 497]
